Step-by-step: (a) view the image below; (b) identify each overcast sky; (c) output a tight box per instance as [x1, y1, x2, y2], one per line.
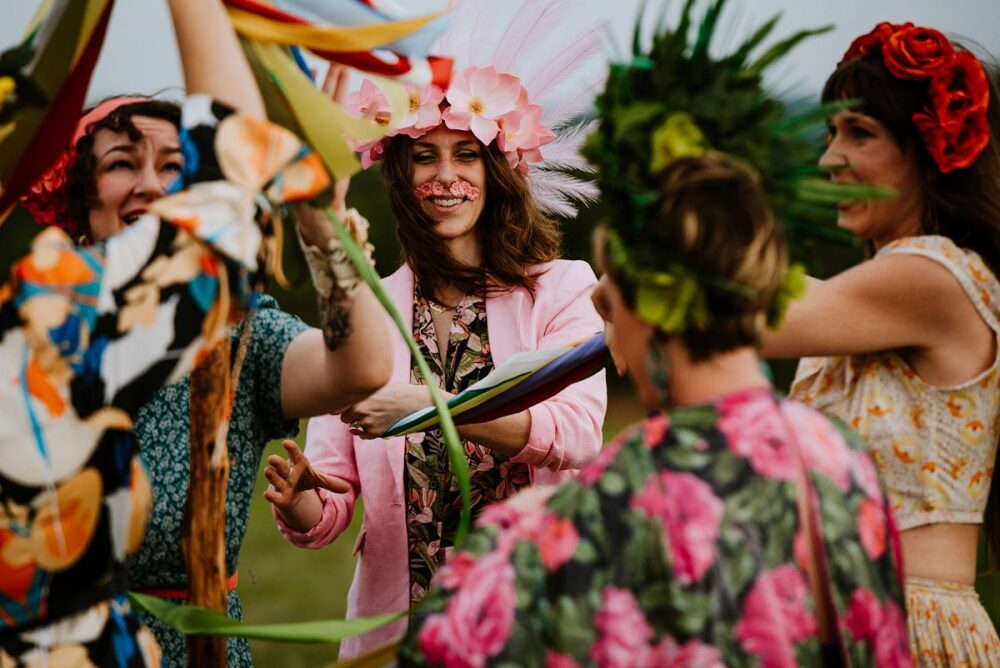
[1, 1, 998, 103]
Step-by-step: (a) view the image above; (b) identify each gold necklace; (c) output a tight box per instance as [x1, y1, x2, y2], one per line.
[427, 297, 455, 315]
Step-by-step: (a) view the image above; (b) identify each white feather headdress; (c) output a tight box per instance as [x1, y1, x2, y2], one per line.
[348, 0, 608, 218]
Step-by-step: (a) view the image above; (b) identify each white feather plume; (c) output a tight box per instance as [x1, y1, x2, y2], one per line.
[434, 0, 609, 218]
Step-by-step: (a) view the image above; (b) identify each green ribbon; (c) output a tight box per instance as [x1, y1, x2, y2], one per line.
[128, 593, 403, 643]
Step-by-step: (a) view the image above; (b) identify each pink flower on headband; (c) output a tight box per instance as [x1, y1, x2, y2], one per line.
[442, 66, 521, 145]
[499, 93, 556, 172]
[345, 79, 392, 127]
[396, 84, 445, 138]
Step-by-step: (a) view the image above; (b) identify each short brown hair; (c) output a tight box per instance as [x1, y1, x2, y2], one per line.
[67, 98, 181, 241]
[605, 154, 787, 361]
[380, 135, 561, 297]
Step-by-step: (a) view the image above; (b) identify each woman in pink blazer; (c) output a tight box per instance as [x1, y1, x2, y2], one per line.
[262, 67, 607, 658]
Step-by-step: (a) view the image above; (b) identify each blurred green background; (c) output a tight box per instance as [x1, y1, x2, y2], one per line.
[3, 165, 998, 667]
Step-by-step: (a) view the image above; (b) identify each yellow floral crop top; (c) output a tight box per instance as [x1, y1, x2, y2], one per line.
[791, 236, 1000, 531]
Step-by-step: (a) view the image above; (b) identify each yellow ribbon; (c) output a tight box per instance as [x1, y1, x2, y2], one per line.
[72, 0, 111, 66]
[228, 7, 441, 53]
[250, 41, 409, 180]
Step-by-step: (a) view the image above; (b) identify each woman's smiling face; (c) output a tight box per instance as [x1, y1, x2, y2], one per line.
[819, 109, 924, 247]
[88, 115, 182, 242]
[410, 125, 487, 243]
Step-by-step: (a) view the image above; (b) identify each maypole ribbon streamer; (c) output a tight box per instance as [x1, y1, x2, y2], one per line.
[223, 0, 451, 88]
[0, 0, 115, 222]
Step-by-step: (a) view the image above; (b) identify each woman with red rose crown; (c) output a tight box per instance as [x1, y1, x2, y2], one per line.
[764, 21, 1000, 664]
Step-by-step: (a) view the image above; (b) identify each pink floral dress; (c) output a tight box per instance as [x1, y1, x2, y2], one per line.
[400, 388, 911, 667]
[404, 287, 531, 603]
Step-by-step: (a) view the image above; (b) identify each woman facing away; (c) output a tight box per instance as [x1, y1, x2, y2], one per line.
[761, 22, 1000, 664]
[264, 46, 608, 659]
[16, 1, 392, 665]
[397, 154, 910, 667]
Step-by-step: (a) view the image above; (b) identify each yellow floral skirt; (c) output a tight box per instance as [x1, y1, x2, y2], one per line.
[906, 576, 1000, 667]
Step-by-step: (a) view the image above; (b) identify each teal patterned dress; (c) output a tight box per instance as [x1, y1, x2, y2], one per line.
[128, 294, 307, 667]
[404, 286, 531, 603]
[401, 388, 911, 667]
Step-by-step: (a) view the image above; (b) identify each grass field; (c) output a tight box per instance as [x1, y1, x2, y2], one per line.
[232, 381, 1000, 666]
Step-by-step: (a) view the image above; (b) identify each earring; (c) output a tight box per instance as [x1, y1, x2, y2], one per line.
[645, 339, 671, 407]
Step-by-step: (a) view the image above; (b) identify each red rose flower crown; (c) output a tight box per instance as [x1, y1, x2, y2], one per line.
[841, 22, 990, 174]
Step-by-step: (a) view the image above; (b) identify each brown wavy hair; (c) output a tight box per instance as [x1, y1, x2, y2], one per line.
[67, 98, 181, 241]
[822, 51, 1000, 275]
[603, 154, 787, 362]
[825, 53, 1000, 564]
[379, 135, 561, 298]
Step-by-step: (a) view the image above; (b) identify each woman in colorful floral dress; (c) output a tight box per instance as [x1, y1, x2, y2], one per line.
[399, 153, 910, 668]
[762, 23, 1000, 664]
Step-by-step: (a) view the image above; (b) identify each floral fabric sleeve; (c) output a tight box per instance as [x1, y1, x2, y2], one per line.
[400, 389, 910, 667]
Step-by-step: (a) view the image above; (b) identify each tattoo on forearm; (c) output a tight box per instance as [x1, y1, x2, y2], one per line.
[319, 291, 352, 350]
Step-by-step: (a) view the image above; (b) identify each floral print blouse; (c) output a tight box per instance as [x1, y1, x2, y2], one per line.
[400, 388, 911, 667]
[405, 286, 531, 603]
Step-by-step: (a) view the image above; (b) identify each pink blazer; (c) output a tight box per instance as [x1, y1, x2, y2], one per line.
[274, 260, 607, 658]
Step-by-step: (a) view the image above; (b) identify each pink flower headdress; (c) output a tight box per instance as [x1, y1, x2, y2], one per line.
[345, 0, 607, 218]
[20, 96, 144, 235]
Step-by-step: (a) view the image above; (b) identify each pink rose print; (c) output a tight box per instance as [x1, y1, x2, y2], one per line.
[537, 512, 580, 572]
[545, 651, 582, 668]
[844, 588, 884, 641]
[475, 501, 542, 554]
[475, 502, 523, 532]
[418, 551, 516, 667]
[631, 470, 724, 585]
[857, 498, 887, 560]
[735, 564, 817, 667]
[435, 551, 477, 590]
[579, 428, 634, 487]
[643, 414, 669, 448]
[718, 391, 796, 482]
[650, 637, 725, 667]
[589, 587, 653, 668]
[849, 450, 884, 504]
[843, 589, 912, 667]
[872, 601, 912, 668]
[782, 402, 852, 492]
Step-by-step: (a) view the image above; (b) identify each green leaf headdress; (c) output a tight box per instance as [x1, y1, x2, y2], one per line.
[583, 0, 892, 335]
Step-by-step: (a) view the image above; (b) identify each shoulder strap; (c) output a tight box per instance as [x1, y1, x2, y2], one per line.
[880, 235, 1000, 334]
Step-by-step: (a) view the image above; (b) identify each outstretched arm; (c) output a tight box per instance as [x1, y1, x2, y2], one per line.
[167, 0, 264, 118]
[277, 66, 392, 417]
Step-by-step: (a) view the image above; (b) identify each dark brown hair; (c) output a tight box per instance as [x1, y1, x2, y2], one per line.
[825, 53, 1000, 564]
[822, 52, 1000, 275]
[605, 154, 787, 362]
[67, 98, 181, 241]
[380, 134, 560, 298]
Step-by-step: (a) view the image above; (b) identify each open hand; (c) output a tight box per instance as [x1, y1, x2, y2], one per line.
[263, 439, 350, 510]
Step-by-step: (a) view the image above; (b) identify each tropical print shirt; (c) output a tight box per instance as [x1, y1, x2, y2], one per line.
[404, 286, 531, 603]
[400, 388, 911, 667]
